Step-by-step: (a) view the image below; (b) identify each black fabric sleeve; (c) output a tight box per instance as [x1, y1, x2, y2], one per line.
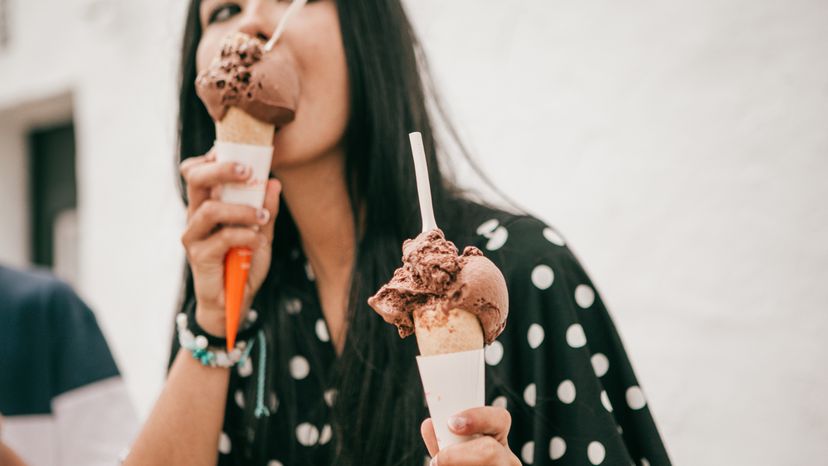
[0, 267, 120, 415]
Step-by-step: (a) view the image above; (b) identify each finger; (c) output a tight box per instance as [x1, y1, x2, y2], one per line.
[181, 201, 269, 246]
[260, 179, 282, 239]
[447, 407, 511, 446]
[180, 151, 214, 210]
[184, 160, 252, 216]
[187, 227, 263, 265]
[420, 418, 439, 458]
[433, 436, 515, 466]
[179, 152, 210, 179]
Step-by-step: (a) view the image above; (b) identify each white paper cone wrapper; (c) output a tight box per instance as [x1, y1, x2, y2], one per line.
[416, 348, 485, 450]
[214, 141, 273, 208]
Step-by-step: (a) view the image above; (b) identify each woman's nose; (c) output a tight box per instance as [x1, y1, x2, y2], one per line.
[236, 1, 285, 43]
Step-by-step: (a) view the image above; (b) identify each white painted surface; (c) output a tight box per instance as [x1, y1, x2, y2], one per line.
[0, 0, 826, 464]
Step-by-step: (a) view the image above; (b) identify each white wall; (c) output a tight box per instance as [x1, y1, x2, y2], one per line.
[0, 0, 189, 426]
[1, 0, 826, 464]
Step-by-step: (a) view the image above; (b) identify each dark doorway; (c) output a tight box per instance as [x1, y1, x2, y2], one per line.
[28, 122, 77, 269]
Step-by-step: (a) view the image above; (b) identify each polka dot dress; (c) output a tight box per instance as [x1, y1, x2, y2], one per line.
[211, 211, 671, 465]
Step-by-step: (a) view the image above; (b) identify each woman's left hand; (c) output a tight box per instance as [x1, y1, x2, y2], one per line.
[420, 407, 521, 466]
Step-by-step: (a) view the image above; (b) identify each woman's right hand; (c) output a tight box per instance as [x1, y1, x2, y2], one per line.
[179, 149, 282, 337]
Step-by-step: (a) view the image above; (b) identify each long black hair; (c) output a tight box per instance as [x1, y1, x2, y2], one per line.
[176, 1, 507, 464]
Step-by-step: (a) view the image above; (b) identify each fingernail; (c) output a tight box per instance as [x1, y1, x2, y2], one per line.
[448, 416, 466, 432]
[429, 457, 438, 466]
[235, 163, 249, 176]
[257, 208, 270, 224]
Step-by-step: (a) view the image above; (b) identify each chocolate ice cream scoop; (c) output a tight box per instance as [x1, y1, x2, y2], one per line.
[368, 229, 509, 345]
[195, 32, 300, 126]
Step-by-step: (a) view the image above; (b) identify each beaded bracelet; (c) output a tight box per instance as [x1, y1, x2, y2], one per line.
[175, 303, 271, 418]
[176, 312, 255, 368]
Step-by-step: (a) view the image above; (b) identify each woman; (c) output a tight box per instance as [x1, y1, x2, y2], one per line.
[127, 1, 671, 465]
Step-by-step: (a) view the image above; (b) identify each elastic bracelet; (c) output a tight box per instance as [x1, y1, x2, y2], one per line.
[183, 299, 262, 347]
[176, 312, 256, 368]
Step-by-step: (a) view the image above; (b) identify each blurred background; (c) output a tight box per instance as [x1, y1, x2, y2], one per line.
[1, 0, 826, 464]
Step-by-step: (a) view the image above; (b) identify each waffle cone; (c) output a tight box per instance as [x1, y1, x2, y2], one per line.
[216, 107, 275, 145]
[414, 307, 484, 357]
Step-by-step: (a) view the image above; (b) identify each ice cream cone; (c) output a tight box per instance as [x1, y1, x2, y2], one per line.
[216, 107, 275, 145]
[414, 306, 487, 450]
[413, 307, 484, 357]
[215, 107, 275, 350]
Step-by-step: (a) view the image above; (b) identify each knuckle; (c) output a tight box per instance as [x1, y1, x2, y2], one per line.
[201, 200, 219, 220]
[501, 409, 512, 430]
[219, 228, 236, 243]
[187, 244, 204, 263]
[480, 437, 501, 461]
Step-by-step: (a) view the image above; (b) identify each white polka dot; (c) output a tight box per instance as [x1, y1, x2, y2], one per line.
[268, 461, 283, 466]
[531, 265, 555, 290]
[486, 226, 509, 251]
[641, 458, 650, 466]
[549, 436, 566, 460]
[285, 298, 302, 314]
[601, 391, 613, 412]
[218, 432, 232, 454]
[296, 423, 319, 446]
[591, 353, 609, 377]
[543, 228, 566, 246]
[234, 389, 245, 409]
[492, 396, 507, 409]
[237, 356, 253, 377]
[476, 219, 500, 236]
[587, 441, 606, 464]
[324, 389, 338, 407]
[617, 425, 624, 435]
[269, 392, 279, 412]
[485, 340, 504, 366]
[315, 319, 330, 342]
[319, 424, 332, 445]
[557, 380, 576, 404]
[523, 383, 537, 407]
[527, 324, 545, 349]
[566, 324, 587, 348]
[521, 441, 535, 464]
[247, 309, 258, 323]
[304, 262, 316, 281]
[575, 285, 595, 308]
[289, 356, 310, 380]
[626, 386, 647, 410]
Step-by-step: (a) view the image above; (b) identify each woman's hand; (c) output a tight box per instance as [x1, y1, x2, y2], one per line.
[420, 407, 520, 466]
[179, 149, 281, 336]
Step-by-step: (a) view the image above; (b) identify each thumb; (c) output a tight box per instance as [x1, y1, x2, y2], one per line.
[261, 178, 282, 240]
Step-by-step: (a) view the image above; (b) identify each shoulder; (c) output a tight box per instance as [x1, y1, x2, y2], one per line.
[447, 204, 603, 328]
[446, 203, 585, 286]
[0, 265, 94, 322]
